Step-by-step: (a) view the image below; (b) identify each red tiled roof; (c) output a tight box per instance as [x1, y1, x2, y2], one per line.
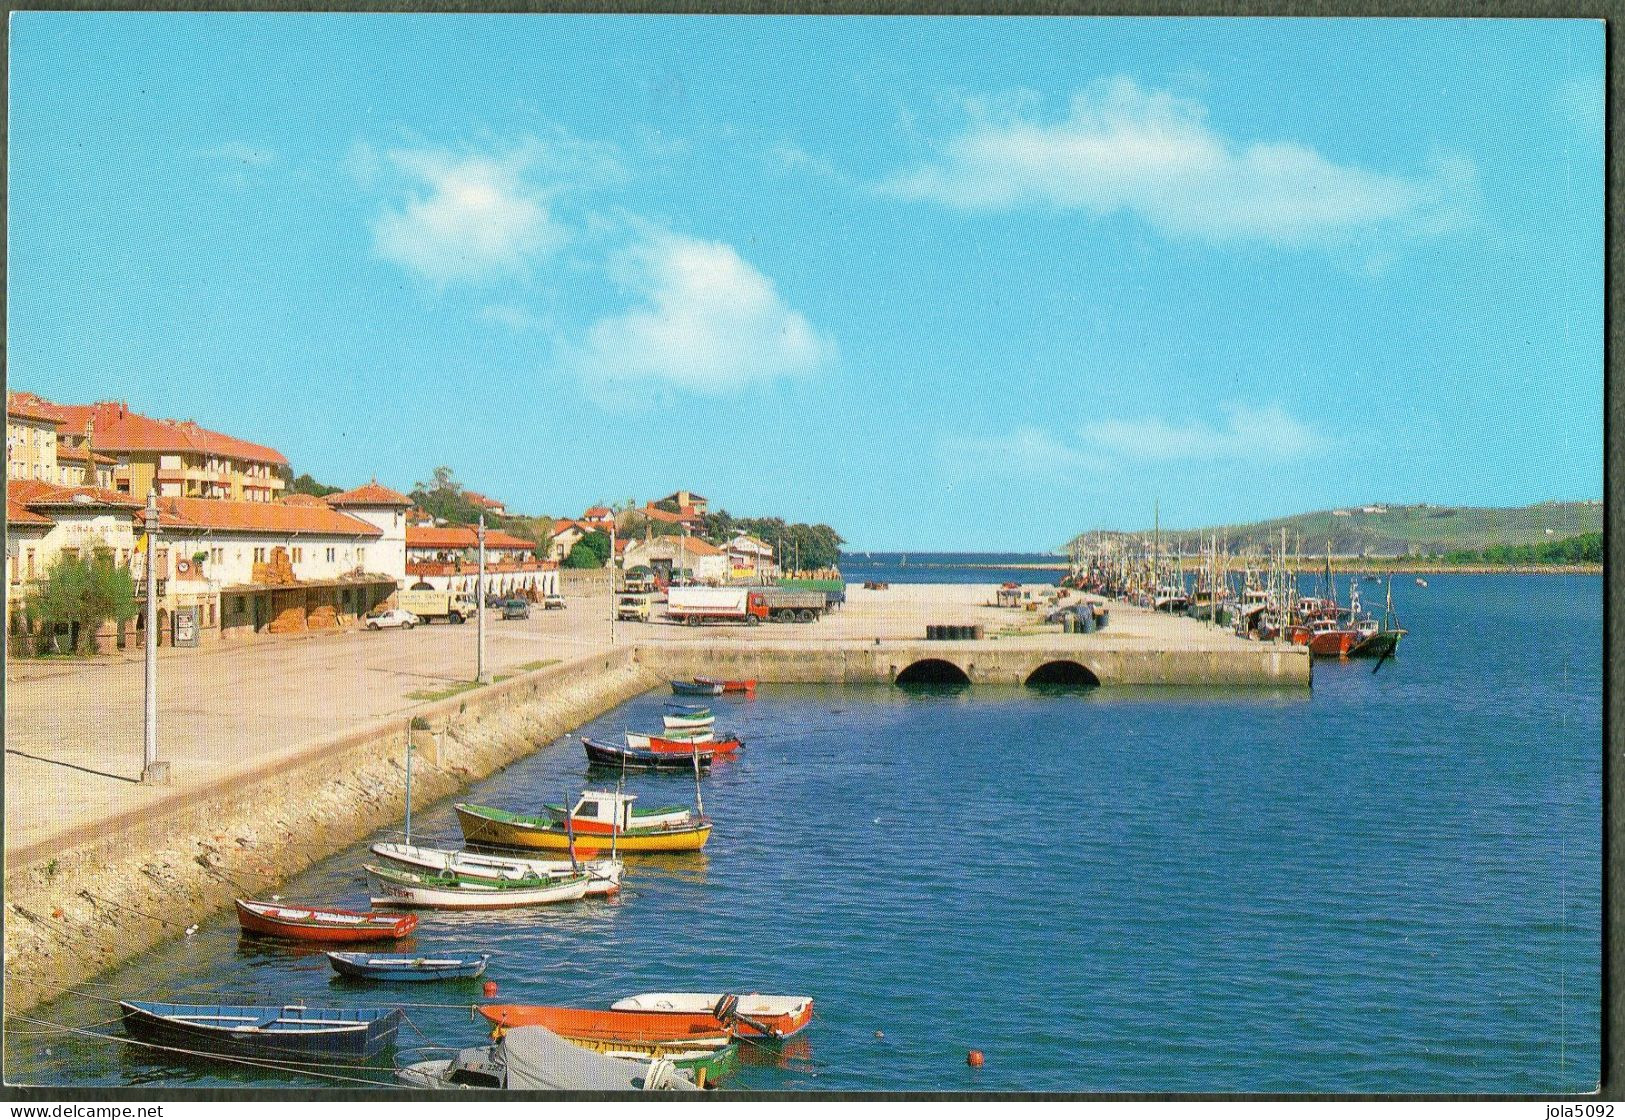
[7, 394, 62, 426]
[9, 479, 144, 508]
[36, 399, 289, 466]
[550, 520, 584, 537]
[279, 493, 331, 506]
[155, 497, 380, 537]
[326, 480, 412, 507]
[582, 506, 612, 519]
[406, 525, 538, 551]
[7, 499, 53, 526]
[55, 446, 119, 465]
[642, 505, 703, 524]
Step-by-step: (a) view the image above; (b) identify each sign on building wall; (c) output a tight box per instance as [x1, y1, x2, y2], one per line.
[172, 606, 199, 647]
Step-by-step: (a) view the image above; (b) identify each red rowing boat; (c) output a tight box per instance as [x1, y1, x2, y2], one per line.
[647, 734, 742, 755]
[234, 898, 417, 942]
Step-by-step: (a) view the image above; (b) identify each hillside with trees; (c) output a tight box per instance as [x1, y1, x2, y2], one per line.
[1068, 501, 1604, 559]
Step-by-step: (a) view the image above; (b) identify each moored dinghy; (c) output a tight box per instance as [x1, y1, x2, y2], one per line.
[670, 679, 724, 696]
[369, 841, 624, 896]
[582, 736, 716, 771]
[610, 992, 815, 1040]
[477, 1004, 739, 1087]
[694, 675, 757, 694]
[120, 1000, 405, 1060]
[624, 730, 742, 755]
[235, 898, 418, 943]
[366, 863, 592, 909]
[327, 951, 490, 982]
[663, 711, 715, 731]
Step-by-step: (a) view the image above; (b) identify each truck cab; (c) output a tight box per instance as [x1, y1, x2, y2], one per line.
[616, 593, 652, 622]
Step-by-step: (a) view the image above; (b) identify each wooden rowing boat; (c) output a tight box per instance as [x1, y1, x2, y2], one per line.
[234, 898, 417, 943]
[663, 712, 715, 731]
[623, 731, 742, 755]
[456, 792, 711, 854]
[610, 992, 815, 1040]
[395, 1025, 702, 1091]
[326, 951, 490, 982]
[366, 863, 592, 909]
[369, 841, 624, 896]
[120, 1000, 404, 1060]
[583, 737, 715, 771]
[670, 679, 725, 697]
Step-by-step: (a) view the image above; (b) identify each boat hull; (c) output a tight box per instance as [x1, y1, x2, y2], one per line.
[670, 680, 724, 697]
[456, 804, 711, 853]
[1348, 630, 1405, 659]
[480, 1004, 730, 1046]
[610, 993, 815, 1040]
[366, 865, 591, 910]
[583, 737, 715, 771]
[120, 1000, 403, 1061]
[370, 842, 623, 896]
[327, 952, 490, 981]
[234, 898, 417, 943]
[1307, 629, 1358, 657]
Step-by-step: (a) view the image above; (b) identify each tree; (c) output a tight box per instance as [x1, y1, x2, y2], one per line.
[562, 533, 610, 569]
[25, 548, 138, 655]
[290, 473, 341, 497]
[410, 465, 487, 526]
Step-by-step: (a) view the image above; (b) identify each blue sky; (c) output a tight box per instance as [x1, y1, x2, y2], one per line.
[8, 15, 1603, 550]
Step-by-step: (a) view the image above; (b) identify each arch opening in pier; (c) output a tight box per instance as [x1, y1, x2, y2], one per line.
[895, 659, 972, 686]
[1024, 660, 1101, 688]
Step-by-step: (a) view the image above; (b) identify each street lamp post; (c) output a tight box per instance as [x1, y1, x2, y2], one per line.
[141, 489, 168, 784]
[476, 514, 490, 684]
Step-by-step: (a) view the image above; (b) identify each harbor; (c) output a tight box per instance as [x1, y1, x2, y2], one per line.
[4, 571, 1601, 1091]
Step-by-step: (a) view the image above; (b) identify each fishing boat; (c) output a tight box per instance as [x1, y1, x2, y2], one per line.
[326, 952, 490, 982]
[670, 679, 724, 697]
[396, 1025, 700, 1091]
[583, 737, 716, 772]
[456, 791, 711, 854]
[366, 863, 593, 909]
[119, 1000, 404, 1060]
[624, 731, 742, 755]
[1305, 616, 1358, 657]
[1348, 577, 1408, 660]
[610, 992, 815, 1041]
[234, 898, 417, 943]
[694, 676, 756, 694]
[663, 712, 715, 731]
[369, 841, 624, 897]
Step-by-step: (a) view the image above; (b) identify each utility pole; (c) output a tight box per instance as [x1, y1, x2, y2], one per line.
[476, 514, 490, 684]
[141, 489, 167, 784]
[608, 514, 617, 646]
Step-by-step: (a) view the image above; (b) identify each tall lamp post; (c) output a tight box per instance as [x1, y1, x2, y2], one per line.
[476, 514, 490, 684]
[141, 489, 168, 784]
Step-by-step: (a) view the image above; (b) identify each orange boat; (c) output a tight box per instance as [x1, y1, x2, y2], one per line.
[696, 676, 756, 694]
[478, 1002, 732, 1046]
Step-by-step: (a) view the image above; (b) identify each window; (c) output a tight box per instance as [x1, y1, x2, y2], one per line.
[8, 554, 17, 585]
[356, 548, 365, 566]
[25, 549, 34, 579]
[211, 547, 223, 564]
[291, 547, 302, 564]
[326, 547, 335, 563]
[253, 547, 266, 563]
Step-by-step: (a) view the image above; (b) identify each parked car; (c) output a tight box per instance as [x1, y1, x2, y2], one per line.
[485, 592, 505, 608]
[366, 609, 419, 631]
[500, 599, 530, 620]
[543, 594, 566, 610]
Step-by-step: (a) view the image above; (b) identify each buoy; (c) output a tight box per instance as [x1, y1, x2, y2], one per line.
[874, 1030, 884, 1039]
[967, 1049, 985, 1068]
[483, 980, 498, 998]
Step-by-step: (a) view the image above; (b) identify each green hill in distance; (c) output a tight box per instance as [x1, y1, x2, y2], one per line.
[1068, 500, 1604, 558]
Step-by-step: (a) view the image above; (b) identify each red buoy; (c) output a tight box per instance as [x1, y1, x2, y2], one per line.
[483, 980, 498, 998]
[966, 1049, 985, 1068]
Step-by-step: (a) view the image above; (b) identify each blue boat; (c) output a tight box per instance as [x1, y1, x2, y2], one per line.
[670, 680, 724, 697]
[326, 951, 491, 982]
[119, 1000, 404, 1060]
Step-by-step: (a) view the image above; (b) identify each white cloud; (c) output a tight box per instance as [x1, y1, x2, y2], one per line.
[567, 231, 836, 397]
[940, 404, 1324, 482]
[372, 146, 566, 284]
[1081, 404, 1325, 462]
[880, 77, 1474, 247]
[938, 426, 1107, 481]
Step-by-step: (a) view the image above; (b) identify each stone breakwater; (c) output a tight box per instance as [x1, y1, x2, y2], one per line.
[3, 651, 659, 1017]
